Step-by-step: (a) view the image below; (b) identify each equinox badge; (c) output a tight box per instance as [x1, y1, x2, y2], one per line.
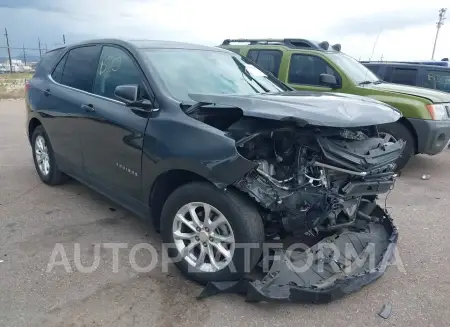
[116, 163, 138, 177]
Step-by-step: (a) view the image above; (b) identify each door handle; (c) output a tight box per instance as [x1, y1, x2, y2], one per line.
[81, 104, 95, 112]
[44, 89, 51, 97]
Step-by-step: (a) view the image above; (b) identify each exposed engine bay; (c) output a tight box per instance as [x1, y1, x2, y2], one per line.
[188, 104, 403, 303]
[227, 117, 404, 237]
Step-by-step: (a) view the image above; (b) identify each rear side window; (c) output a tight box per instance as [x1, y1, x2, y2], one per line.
[60, 45, 101, 92]
[34, 49, 64, 76]
[51, 53, 68, 83]
[390, 68, 418, 86]
[423, 70, 450, 92]
[246, 50, 282, 76]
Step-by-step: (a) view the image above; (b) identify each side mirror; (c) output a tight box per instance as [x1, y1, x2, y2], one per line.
[319, 73, 339, 88]
[114, 84, 139, 103]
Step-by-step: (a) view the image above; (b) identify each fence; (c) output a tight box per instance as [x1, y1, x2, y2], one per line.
[1, 28, 66, 74]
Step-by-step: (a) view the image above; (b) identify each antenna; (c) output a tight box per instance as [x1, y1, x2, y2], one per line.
[368, 31, 381, 61]
[432, 8, 447, 60]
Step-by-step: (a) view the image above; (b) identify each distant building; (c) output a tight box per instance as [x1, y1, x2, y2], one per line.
[1, 59, 33, 73]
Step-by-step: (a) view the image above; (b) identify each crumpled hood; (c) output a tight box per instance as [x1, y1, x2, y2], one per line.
[364, 82, 450, 103]
[188, 91, 402, 128]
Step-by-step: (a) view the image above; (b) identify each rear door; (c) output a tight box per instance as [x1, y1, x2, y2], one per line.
[79, 45, 152, 199]
[246, 49, 283, 77]
[421, 69, 450, 93]
[44, 45, 102, 172]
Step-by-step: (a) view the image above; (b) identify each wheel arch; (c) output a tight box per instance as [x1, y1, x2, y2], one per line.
[148, 169, 216, 230]
[398, 117, 418, 153]
[28, 117, 42, 144]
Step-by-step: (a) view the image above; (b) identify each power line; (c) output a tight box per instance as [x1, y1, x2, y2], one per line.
[431, 8, 447, 60]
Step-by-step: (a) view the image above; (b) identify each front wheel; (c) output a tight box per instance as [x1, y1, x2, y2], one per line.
[160, 182, 264, 284]
[378, 122, 415, 171]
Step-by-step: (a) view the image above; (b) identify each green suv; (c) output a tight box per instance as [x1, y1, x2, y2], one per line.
[220, 38, 450, 169]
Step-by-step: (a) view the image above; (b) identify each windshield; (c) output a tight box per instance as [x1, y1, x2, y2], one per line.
[328, 53, 380, 84]
[144, 49, 289, 103]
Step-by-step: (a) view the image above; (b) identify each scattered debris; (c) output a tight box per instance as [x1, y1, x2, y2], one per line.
[378, 303, 392, 319]
[421, 174, 431, 180]
[0, 260, 4, 263]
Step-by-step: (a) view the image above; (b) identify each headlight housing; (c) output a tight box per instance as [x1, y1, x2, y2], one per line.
[426, 103, 450, 120]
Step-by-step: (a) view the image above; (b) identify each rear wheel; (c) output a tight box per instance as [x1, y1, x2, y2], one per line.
[161, 182, 264, 284]
[31, 125, 68, 185]
[378, 122, 415, 171]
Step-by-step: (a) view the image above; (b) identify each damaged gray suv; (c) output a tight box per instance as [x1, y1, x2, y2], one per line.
[26, 39, 403, 303]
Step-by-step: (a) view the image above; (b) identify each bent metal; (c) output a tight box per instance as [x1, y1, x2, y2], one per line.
[27, 38, 404, 303]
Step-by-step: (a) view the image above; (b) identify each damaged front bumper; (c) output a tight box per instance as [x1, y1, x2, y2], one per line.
[198, 204, 398, 303]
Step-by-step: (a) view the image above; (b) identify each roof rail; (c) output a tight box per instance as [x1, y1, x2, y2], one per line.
[221, 38, 341, 51]
[362, 60, 449, 67]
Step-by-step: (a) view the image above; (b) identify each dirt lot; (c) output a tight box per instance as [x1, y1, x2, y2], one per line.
[1, 99, 450, 327]
[0, 74, 30, 99]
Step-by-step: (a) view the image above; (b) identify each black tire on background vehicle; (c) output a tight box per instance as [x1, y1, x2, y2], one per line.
[31, 125, 68, 185]
[377, 122, 415, 171]
[161, 182, 265, 284]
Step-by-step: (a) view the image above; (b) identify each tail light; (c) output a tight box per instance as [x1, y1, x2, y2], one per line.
[24, 80, 30, 93]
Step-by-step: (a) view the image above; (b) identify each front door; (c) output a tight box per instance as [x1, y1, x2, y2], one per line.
[287, 53, 342, 92]
[79, 45, 151, 199]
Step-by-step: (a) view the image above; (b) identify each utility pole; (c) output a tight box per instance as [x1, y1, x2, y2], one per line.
[23, 44, 26, 66]
[4, 28, 13, 74]
[38, 38, 42, 58]
[63, 34, 66, 44]
[432, 8, 447, 60]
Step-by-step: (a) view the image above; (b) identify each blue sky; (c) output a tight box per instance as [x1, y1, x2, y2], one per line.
[0, 0, 448, 61]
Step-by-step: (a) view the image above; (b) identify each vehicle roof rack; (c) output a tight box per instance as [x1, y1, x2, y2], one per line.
[221, 38, 341, 51]
[361, 60, 449, 67]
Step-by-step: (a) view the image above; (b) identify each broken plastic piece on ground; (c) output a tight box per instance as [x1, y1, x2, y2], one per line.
[198, 204, 397, 303]
[421, 174, 431, 180]
[378, 303, 392, 319]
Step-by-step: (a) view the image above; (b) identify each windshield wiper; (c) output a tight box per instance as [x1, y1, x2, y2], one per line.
[232, 57, 270, 93]
[359, 79, 383, 86]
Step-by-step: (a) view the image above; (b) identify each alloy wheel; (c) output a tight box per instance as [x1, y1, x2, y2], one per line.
[35, 135, 50, 176]
[172, 202, 235, 272]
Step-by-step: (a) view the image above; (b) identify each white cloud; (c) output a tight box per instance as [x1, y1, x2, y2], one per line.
[1, 0, 449, 61]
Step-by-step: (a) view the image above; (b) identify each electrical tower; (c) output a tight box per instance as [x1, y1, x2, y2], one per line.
[432, 8, 447, 60]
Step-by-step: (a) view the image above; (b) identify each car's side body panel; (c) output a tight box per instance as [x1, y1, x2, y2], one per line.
[26, 40, 260, 221]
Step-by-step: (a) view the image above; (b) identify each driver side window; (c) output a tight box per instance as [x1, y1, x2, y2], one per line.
[288, 54, 339, 86]
[93, 46, 148, 100]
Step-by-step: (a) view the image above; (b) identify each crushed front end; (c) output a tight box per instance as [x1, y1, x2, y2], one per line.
[200, 118, 403, 303]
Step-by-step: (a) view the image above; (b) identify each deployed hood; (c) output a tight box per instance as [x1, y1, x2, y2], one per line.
[364, 82, 450, 103]
[188, 91, 402, 128]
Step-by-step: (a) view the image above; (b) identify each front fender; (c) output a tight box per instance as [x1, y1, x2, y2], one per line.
[140, 114, 258, 203]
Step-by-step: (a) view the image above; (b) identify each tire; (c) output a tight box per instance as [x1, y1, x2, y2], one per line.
[31, 125, 68, 185]
[161, 182, 264, 284]
[378, 122, 415, 171]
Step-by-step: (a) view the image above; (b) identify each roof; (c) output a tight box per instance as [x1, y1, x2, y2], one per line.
[362, 61, 450, 70]
[55, 38, 227, 53]
[221, 38, 342, 52]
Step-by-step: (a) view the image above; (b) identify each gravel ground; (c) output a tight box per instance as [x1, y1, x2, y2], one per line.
[1, 99, 450, 327]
